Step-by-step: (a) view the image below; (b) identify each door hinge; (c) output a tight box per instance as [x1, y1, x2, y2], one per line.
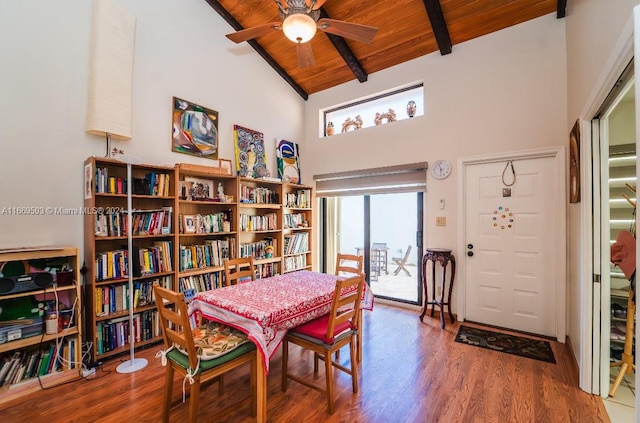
[593, 274, 601, 283]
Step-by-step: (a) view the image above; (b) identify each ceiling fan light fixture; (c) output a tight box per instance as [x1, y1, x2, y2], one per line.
[282, 13, 316, 43]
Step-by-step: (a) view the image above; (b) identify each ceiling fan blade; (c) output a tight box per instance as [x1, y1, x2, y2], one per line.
[311, 0, 328, 10]
[317, 18, 378, 44]
[296, 42, 315, 68]
[226, 22, 281, 43]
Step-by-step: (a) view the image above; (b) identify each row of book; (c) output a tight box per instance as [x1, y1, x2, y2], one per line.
[239, 185, 279, 204]
[283, 213, 308, 229]
[95, 242, 173, 281]
[179, 238, 236, 271]
[239, 238, 277, 260]
[283, 232, 309, 255]
[179, 272, 223, 294]
[239, 213, 278, 231]
[284, 189, 312, 208]
[146, 172, 172, 197]
[95, 168, 171, 197]
[284, 254, 307, 272]
[95, 208, 173, 237]
[96, 310, 160, 354]
[94, 276, 171, 317]
[0, 338, 77, 387]
[179, 211, 232, 234]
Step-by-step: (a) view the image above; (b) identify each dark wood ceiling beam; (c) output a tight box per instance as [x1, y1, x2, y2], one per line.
[422, 0, 452, 55]
[557, 0, 567, 18]
[203, 0, 309, 100]
[319, 8, 368, 83]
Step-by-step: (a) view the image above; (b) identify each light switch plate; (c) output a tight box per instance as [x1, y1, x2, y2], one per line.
[436, 216, 446, 226]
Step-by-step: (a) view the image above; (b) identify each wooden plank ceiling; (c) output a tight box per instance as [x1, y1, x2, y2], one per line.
[206, 0, 564, 100]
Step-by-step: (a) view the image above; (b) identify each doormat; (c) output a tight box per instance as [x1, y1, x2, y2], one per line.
[455, 325, 556, 364]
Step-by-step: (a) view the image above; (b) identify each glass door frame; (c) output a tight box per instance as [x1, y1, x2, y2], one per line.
[319, 192, 424, 306]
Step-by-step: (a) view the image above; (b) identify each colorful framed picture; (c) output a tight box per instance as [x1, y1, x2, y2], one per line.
[219, 159, 232, 176]
[172, 97, 218, 160]
[233, 125, 269, 178]
[277, 140, 301, 183]
[184, 177, 214, 201]
[569, 120, 580, 203]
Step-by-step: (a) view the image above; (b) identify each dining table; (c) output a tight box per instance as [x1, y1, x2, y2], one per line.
[187, 270, 374, 423]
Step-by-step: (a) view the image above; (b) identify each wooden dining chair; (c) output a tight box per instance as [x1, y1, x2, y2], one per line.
[335, 253, 363, 276]
[281, 274, 365, 415]
[154, 286, 257, 422]
[392, 245, 412, 276]
[334, 253, 364, 361]
[223, 256, 256, 286]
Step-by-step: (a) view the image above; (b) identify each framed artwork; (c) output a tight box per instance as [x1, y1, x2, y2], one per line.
[569, 120, 580, 203]
[182, 215, 196, 234]
[184, 177, 214, 201]
[172, 97, 218, 160]
[277, 140, 301, 183]
[219, 159, 232, 176]
[233, 124, 269, 178]
[84, 163, 93, 199]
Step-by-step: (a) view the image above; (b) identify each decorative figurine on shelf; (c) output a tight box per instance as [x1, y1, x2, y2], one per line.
[326, 121, 335, 136]
[217, 182, 225, 202]
[341, 115, 363, 133]
[374, 109, 397, 126]
[265, 245, 274, 258]
[406, 100, 417, 118]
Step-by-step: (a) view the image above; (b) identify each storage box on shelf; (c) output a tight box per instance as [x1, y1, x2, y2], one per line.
[175, 163, 238, 296]
[282, 183, 313, 273]
[238, 177, 282, 278]
[0, 247, 82, 407]
[84, 157, 176, 362]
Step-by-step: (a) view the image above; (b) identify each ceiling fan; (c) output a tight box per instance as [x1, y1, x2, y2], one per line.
[225, 0, 378, 68]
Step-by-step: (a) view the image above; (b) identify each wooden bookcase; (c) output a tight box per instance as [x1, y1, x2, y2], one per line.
[0, 247, 82, 407]
[282, 183, 313, 273]
[175, 163, 238, 296]
[83, 157, 315, 358]
[83, 157, 176, 362]
[238, 177, 283, 279]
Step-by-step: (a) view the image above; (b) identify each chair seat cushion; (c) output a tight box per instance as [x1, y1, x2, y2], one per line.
[175, 321, 253, 361]
[289, 314, 355, 345]
[168, 341, 256, 372]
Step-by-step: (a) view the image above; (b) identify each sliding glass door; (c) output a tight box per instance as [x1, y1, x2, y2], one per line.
[322, 192, 423, 305]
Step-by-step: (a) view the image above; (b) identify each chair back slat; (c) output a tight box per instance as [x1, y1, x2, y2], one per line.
[335, 253, 363, 276]
[326, 274, 364, 339]
[224, 256, 256, 286]
[154, 286, 199, 369]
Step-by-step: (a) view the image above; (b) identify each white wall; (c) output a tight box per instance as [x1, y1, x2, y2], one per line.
[0, 0, 304, 255]
[304, 14, 567, 307]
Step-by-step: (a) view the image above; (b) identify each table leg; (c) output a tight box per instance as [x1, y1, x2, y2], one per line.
[357, 309, 363, 362]
[439, 265, 447, 329]
[256, 352, 267, 423]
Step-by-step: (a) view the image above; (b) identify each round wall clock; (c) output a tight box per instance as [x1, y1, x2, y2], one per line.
[430, 160, 452, 179]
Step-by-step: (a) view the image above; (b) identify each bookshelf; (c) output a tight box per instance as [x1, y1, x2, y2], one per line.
[282, 183, 313, 273]
[84, 158, 316, 360]
[238, 177, 283, 279]
[0, 247, 82, 407]
[175, 163, 238, 296]
[83, 157, 175, 362]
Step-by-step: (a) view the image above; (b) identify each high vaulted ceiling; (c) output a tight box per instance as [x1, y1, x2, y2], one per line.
[206, 0, 566, 100]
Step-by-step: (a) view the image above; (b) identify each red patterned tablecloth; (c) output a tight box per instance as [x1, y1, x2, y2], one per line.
[188, 270, 373, 373]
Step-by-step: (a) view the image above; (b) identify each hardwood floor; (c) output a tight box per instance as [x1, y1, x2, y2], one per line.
[1, 304, 610, 422]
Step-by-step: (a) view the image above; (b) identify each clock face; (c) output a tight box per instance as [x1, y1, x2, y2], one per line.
[430, 160, 451, 179]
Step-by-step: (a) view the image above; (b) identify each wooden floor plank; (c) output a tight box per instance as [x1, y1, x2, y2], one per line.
[0, 304, 610, 422]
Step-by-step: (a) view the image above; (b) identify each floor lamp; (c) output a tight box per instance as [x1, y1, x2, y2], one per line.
[85, 0, 140, 373]
[115, 154, 147, 374]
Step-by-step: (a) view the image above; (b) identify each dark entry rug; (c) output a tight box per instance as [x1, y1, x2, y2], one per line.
[455, 325, 556, 364]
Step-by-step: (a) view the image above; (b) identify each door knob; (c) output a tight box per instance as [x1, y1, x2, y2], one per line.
[467, 244, 473, 249]
[467, 251, 474, 257]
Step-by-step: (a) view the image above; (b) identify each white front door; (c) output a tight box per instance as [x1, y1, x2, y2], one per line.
[464, 156, 558, 337]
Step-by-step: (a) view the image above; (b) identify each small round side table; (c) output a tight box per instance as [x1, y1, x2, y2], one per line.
[420, 248, 456, 329]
